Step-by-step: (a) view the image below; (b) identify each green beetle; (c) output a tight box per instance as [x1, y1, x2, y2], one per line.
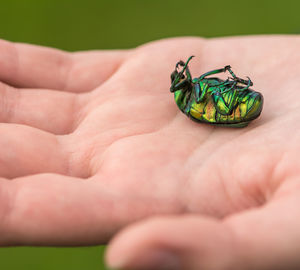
[170, 56, 263, 127]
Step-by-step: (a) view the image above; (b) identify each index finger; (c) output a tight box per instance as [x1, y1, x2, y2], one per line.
[0, 39, 126, 92]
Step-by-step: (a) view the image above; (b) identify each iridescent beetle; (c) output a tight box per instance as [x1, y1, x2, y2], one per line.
[170, 56, 263, 127]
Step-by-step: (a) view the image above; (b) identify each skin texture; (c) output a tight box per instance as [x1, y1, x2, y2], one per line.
[0, 35, 299, 269]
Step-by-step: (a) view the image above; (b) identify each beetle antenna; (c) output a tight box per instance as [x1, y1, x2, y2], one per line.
[182, 56, 194, 71]
[177, 56, 194, 77]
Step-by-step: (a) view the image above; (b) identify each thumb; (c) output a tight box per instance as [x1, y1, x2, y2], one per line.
[106, 186, 300, 270]
[105, 215, 236, 270]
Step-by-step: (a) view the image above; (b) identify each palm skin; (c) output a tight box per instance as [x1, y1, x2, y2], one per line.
[1, 35, 300, 269]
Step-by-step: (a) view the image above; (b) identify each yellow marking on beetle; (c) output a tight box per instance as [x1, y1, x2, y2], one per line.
[239, 102, 247, 116]
[223, 91, 232, 105]
[190, 100, 207, 119]
[228, 109, 236, 121]
[202, 100, 216, 121]
[219, 113, 228, 122]
[190, 107, 202, 119]
[192, 100, 206, 113]
[246, 97, 261, 118]
[234, 105, 241, 119]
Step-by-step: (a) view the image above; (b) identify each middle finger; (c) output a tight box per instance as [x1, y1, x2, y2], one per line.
[0, 81, 88, 134]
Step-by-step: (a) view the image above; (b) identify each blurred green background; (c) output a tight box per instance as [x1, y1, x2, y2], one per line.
[0, 0, 299, 269]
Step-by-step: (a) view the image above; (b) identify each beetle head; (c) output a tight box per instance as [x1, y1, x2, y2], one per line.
[170, 56, 194, 92]
[170, 69, 185, 92]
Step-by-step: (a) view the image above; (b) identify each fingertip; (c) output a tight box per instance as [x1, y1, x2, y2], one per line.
[107, 242, 181, 270]
[105, 219, 151, 269]
[105, 215, 236, 270]
[106, 217, 175, 269]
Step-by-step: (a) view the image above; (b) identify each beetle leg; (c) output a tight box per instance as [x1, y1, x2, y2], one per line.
[199, 65, 230, 80]
[238, 76, 253, 90]
[170, 78, 190, 92]
[209, 79, 232, 88]
[193, 83, 202, 103]
[178, 56, 194, 82]
[225, 65, 251, 87]
[196, 83, 210, 103]
[227, 65, 254, 88]
[212, 86, 238, 115]
[225, 66, 238, 80]
[183, 91, 193, 115]
[220, 81, 237, 94]
[223, 66, 254, 89]
[185, 65, 192, 82]
[176, 60, 185, 69]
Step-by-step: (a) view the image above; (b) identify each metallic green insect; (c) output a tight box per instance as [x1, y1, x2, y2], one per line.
[170, 56, 263, 127]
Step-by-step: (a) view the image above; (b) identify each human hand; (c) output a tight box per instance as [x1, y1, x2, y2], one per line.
[105, 36, 300, 270]
[0, 36, 299, 270]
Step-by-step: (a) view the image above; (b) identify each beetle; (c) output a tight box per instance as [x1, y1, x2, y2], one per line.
[170, 56, 263, 127]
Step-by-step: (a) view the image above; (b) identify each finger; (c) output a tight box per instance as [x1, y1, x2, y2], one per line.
[0, 173, 175, 246]
[106, 216, 232, 270]
[0, 39, 126, 92]
[106, 180, 300, 270]
[69, 50, 127, 92]
[0, 174, 103, 245]
[0, 124, 71, 178]
[0, 81, 85, 134]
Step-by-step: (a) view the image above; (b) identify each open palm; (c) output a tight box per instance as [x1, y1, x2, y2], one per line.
[1, 36, 300, 269]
